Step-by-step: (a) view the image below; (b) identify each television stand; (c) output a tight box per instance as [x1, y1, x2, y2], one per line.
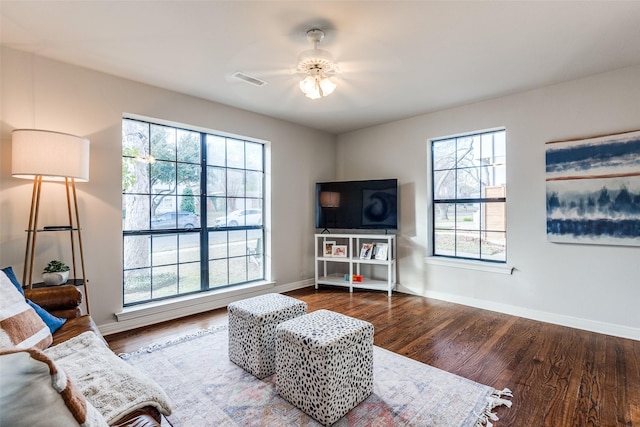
[314, 233, 397, 296]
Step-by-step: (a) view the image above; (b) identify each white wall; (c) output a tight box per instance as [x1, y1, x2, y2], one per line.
[2, 46, 638, 340]
[0, 47, 335, 330]
[337, 66, 640, 340]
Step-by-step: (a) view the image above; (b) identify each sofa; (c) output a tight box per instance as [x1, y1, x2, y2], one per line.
[0, 270, 170, 427]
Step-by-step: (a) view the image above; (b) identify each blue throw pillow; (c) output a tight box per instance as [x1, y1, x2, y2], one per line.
[1, 266, 67, 333]
[1, 266, 24, 295]
[26, 299, 67, 334]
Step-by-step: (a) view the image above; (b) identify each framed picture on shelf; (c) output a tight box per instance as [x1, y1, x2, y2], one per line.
[323, 241, 336, 257]
[332, 245, 348, 258]
[374, 243, 388, 260]
[360, 243, 374, 259]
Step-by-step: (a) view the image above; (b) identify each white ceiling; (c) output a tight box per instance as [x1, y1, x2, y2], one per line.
[2, 1, 640, 135]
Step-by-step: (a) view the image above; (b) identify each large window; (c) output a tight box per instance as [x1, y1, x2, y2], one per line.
[122, 117, 265, 305]
[431, 129, 506, 262]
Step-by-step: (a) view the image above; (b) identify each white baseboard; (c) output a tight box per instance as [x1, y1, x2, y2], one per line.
[98, 279, 314, 336]
[100, 279, 638, 341]
[397, 285, 640, 341]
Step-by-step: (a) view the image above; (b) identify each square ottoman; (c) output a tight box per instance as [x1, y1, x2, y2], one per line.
[276, 309, 374, 426]
[228, 293, 307, 378]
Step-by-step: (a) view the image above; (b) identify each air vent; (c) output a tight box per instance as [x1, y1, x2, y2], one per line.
[232, 72, 267, 87]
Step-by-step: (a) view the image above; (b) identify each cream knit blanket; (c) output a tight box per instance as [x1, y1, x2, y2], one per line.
[45, 331, 172, 424]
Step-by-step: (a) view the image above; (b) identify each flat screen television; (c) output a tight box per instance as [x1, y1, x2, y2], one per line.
[315, 179, 398, 231]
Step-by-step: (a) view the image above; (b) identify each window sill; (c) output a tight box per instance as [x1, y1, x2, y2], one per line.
[424, 256, 514, 275]
[115, 280, 275, 322]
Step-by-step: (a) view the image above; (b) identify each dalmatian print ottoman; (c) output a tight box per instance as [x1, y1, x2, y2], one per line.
[276, 309, 374, 426]
[228, 293, 307, 379]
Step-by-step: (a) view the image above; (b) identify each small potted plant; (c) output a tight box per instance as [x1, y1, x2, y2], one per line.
[42, 260, 70, 286]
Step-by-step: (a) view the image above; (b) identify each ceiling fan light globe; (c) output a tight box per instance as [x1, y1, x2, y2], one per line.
[300, 75, 321, 99]
[319, 77, 336, 96]
[299, 75, 316, 91]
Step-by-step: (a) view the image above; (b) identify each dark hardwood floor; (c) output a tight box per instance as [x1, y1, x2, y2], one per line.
[106, 287, 640, 426]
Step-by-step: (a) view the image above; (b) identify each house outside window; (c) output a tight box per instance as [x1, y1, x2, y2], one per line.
[430, 129, 506, 262]
[122, 117, 265, 305]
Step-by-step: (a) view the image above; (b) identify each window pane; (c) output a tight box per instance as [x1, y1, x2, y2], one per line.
[481, 231, 506, 262]
[209, 231, 228, 259]
[480, 133, 495, 166]
[177, 129, 200, 163]
[483, 201, 506, 232]
[246, 142, 263, 171]
[454, 203, 479, 231]
[246, 170, 263, 198]
[456, 230, 481, 258]
[434, 229, 454, 256]
[432, 139, 455, 171]
[209, 259, 228, 288]
[227, 169, 245, 200]
[152, 265, 177, 297]
[207, 166, 226, 196]
[122, 157, 149, 194]
[151, 161, 176, 195]
[178, 164, 201, 195]
[150, 125, 176, 162]
[206, 135, 226, 167]
[456, 168, 481, 199]
[434, 202, 453, 229]
[208, 197, 227, 228]
[123, 194, 150, 231]
[456, 136, 475, 167]
[123, 236, 150, 269]
[179, 234, 200, 263]
[227, 138, 245, 169]
[228, 230, 247, 257]
[152, 234, 177, 266]
[494, 131, 506, 165]
[484, 165, 506, 188]
[178, 262, 201, 293]
[433, 170, 454, 200]
[229, 256, 248, 284]
[247, 231, 263, 281]
[124, 269, 151, 304]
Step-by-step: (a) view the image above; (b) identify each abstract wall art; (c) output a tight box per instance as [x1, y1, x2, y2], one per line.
[545, 129, 640, 246]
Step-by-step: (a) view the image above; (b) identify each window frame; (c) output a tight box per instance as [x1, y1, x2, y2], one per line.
[429, 128, 507, 263]
[121, 116, 266, 306]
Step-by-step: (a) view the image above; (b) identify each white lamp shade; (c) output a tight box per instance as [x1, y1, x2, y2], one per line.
[12, 129, 90, 182]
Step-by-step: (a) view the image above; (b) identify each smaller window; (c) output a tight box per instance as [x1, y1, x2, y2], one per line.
[431, 129, 507, 262]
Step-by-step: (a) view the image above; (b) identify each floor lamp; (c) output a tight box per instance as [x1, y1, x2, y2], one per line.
[319, 191, 340, 234]
[11, 129, 91, 313]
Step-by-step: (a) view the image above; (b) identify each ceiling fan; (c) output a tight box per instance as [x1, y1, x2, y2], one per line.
[230, 27, 341, 99]
[295, 29, 340, 99]
[227, 26, 401, 108]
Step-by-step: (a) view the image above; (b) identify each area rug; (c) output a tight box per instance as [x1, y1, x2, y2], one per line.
[120, 325, 512, 426]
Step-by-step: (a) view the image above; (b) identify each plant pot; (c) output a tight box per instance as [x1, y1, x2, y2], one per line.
[42, 271, 69, 286]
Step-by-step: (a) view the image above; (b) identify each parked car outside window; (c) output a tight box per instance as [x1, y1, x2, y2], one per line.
[151, 211, 200, 230]
[214, 209, 262, 227]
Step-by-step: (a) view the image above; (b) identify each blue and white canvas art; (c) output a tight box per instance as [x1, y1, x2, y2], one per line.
[546, 129, 640, 246]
